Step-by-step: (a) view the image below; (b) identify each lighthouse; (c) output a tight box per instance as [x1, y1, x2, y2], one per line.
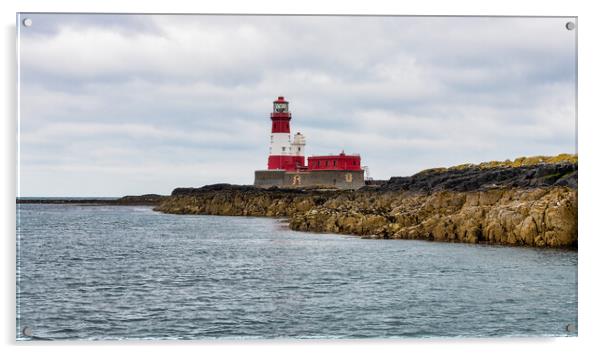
[267, 96, 305, 171]
[255, 96, 365, 189]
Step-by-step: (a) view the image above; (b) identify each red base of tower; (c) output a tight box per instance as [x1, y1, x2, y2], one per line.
[267, 155, 306, 171]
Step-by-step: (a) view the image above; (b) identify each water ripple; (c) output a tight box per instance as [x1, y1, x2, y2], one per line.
[17, 204, 577, 340]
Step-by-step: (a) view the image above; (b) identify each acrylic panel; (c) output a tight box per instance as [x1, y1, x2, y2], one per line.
[16, 14, 577, 340]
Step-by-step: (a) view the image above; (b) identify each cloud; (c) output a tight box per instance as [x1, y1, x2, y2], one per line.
[18, 14, 576, 196]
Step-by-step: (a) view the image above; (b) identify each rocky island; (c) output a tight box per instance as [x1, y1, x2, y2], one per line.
[155, 154, 577, 248]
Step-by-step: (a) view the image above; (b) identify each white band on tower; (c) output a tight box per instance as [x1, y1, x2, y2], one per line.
[270, 133, 291, 156]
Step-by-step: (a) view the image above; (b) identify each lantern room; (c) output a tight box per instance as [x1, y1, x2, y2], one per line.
[270, 96, 291, 134]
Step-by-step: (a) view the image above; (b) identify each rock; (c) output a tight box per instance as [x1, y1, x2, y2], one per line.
[154, 156, 577, 249]
[378, 162, 577, 193]
[554, 171, 578, 189]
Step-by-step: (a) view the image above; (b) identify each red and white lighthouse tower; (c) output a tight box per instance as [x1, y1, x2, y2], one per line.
[256, 96, 365, 189]
[267, 96, 306, 171]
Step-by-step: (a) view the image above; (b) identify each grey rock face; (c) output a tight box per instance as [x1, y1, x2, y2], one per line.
[377, 163, 577, 193]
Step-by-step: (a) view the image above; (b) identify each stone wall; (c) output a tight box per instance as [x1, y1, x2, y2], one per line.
[255, 169, 365, 190]
[254, 170, 286, 188]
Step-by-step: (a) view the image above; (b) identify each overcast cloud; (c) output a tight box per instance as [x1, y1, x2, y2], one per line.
[18, 14, 576, 196]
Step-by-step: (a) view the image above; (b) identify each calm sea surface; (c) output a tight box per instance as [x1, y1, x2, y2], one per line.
[16, 204, 577, 340]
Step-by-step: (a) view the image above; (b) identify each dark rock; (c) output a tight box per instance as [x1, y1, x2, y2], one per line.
[554, 171, 578, 189]
[378, 163, 577, 193]
[172, 184, 258, 196]
[171, 184, 320, 196]
[115, 194, 166, 205]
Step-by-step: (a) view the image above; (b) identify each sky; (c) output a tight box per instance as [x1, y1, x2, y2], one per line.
[18, 14, 577, 197]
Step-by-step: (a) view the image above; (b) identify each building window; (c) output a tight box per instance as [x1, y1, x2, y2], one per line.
[282, 147, 286, 152]
[325, 161, 329, 167]
[298, 147, 301, 152]
[333, 160, 337, 167]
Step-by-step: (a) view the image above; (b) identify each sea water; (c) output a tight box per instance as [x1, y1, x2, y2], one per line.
[16, 204, 577, 340]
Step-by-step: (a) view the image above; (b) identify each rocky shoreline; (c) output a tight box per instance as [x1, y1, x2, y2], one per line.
[154, 155, 578, 248]
[17, 194, 167, 205]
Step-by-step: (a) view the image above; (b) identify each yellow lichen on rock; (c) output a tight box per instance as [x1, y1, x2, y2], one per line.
[419, 153, 578, 173]
[285, 187, 577, 247]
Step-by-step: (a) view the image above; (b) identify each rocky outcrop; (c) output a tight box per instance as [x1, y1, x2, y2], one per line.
[374, 162, 577, 193]
[115, 194, 167, 205]
[155, 185, 330, 217]
[288, 187, 577, 248]
[17, 194, 167, 205]
[154, 155, 578, 248]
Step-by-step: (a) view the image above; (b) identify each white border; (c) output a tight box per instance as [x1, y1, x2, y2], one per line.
[3, 1, 600, 354]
